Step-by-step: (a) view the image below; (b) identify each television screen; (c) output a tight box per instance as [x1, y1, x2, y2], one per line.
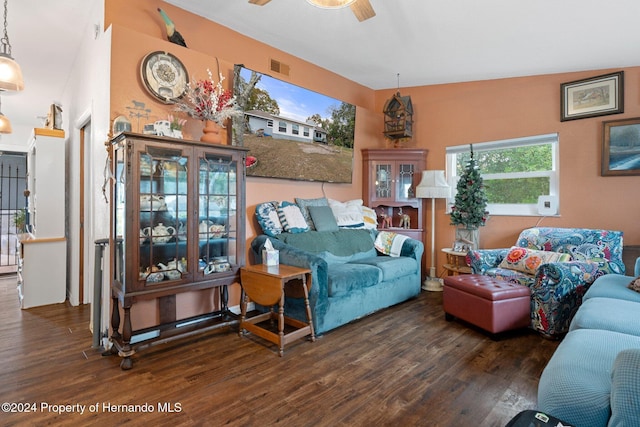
[232, 65, 355, 183]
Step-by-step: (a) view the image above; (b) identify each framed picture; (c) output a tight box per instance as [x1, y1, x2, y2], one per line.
[602, 117, 640, 176]
[561, 71, 624, 121]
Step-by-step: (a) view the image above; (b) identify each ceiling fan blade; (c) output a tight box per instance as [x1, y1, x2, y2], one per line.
[350, 0, 375, 21]
[248, 0, 271, 5]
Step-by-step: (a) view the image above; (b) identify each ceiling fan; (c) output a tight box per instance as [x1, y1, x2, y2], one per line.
[248, 0, 376, 22]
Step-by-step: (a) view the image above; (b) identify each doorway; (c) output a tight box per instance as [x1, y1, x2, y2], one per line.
[0, 152, 27, 274]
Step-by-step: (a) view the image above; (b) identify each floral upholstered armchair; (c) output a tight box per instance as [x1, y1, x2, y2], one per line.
[467, 227, 624, 338]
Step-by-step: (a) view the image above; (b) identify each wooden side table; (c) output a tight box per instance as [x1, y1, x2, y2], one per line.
[239, 264, 315, 356]
[442, 248, 472, 276]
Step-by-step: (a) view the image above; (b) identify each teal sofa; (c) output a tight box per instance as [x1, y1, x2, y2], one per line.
[537, 257, 640, 426]
[468, 227, 624, 338]
[250, 229, 423, 335]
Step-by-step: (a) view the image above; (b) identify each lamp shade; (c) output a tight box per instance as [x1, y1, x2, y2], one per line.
[0, 54, 23, 91]
[0, 112, 12, 133]
[415, 170, 451, 199]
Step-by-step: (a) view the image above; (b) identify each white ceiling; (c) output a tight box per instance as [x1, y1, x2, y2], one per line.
[4, 0, 640, 132]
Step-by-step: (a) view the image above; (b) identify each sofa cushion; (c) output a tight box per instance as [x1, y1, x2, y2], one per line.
[275, 229, 374, 257]
[584, 273, 640, 303]
[255, 201, 283, 237]
[538, 329, 640, 427]
[498, 246, 571, 275]
[327, 263, 381, 297]
[609, 349, 640, 427]
[308, 205, 339, 232]
[351, 256, 418, 281]
[569, 297, 640, 336]
[277, 201, 309, 233]
[516, 227, 625, 274]
[295, 197, 328, 230]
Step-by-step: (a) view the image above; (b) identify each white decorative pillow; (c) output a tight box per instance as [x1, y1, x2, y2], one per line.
[498, 246, 572, 275]
[362, 206, 378, 230]
[328, 198, 364, 228]
[277, 201, 310, 233]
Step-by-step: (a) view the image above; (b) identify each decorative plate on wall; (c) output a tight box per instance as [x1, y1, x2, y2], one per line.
[140, 51, 189, 104]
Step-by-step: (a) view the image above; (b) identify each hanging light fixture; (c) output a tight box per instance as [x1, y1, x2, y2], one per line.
[0, 94, 12, 133]
[0, 0, 23, 92]
[306, 0, 355, 9]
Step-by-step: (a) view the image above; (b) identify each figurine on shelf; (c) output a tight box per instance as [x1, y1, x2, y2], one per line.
[398, 208, 410, 229]
[379, 208, 392, 229]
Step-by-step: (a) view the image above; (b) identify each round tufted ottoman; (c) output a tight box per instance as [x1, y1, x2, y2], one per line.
[443, 274, 531, 334]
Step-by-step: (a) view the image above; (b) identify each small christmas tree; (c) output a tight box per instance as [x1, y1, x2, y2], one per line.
[450, 144, 489, 230]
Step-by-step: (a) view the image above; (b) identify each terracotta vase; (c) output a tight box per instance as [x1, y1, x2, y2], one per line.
[200, 120, 223, 144]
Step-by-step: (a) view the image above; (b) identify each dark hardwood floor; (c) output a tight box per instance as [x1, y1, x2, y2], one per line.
[0, 275, 558, 426]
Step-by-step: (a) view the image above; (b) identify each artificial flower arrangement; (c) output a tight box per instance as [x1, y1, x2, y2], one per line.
[168, 114, 186, 131]
[174, 69, 243, 127]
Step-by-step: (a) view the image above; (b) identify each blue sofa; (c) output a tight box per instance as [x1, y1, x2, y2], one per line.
[537, 258, 640, 426]
[250, 229, 423, 335]
[468, 227, 624, 338]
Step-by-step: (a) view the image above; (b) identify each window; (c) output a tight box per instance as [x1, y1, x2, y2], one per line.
[278, 121, 286, 133]
[446, 133, 559, 216]
[303, 126, 310, 137]
[292, 124, 299, 135]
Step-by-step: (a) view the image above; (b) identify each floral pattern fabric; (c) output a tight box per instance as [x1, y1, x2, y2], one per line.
[467, 227, 624, 338]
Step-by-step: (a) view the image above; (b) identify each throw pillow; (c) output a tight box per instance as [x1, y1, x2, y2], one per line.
[295, 197, 329, 230]
[277, 201, 310, 233]
[498, 246, 572, 275]
[628, 277, 640, 293]
[308, 205, 339, 232]
[255, 201, 283, 237]
[362, 206, 378, 230]
[328, 198, 364, 228]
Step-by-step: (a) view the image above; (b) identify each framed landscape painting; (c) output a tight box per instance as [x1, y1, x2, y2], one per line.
[561, 71, 624, 121]
[602, 117, 640, 176]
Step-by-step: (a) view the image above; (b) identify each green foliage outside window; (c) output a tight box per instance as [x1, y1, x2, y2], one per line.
[456, 144, 552, 205]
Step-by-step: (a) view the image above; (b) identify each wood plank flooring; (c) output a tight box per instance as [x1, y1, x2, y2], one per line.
[0, 275, 558, 426]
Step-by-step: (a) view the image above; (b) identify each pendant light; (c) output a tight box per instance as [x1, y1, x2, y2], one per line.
[0, 0, 24, 92]
[0, 94, 12, 134]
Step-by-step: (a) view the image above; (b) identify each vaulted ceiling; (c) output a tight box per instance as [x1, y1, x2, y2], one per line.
[4, 0, 640, 132]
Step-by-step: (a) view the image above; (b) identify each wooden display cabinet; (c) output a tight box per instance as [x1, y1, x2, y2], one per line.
[362, 148, 428, 242]
[108, 133, 248, 369]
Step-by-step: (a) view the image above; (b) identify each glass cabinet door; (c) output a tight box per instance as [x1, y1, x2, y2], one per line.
[396, 163, 416, 201]
[138, 146, 189, 284]
[374, 162, 393, 200]
[197, 152, 237, 276]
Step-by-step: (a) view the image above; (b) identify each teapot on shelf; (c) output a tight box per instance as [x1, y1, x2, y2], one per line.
[142, 222, 176, 244]
[157, 259, 182, 280]
[140, 194, 167, 211]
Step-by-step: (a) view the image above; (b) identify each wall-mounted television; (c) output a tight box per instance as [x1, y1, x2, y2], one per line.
[232, 65, 356, 183]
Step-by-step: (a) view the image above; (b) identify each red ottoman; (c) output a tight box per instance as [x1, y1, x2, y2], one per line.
[443, 275, 531, 334]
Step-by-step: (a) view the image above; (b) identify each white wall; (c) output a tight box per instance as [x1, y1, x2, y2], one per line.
[60, 3, 110, 313]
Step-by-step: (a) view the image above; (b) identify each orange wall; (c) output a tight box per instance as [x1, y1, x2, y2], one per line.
[376, 70, 640, 270]
[106, 0, 383, 328]
[107, 1, 640, 325]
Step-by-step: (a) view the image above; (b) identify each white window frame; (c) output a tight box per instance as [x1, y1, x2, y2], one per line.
[446, 133, 560, 216]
